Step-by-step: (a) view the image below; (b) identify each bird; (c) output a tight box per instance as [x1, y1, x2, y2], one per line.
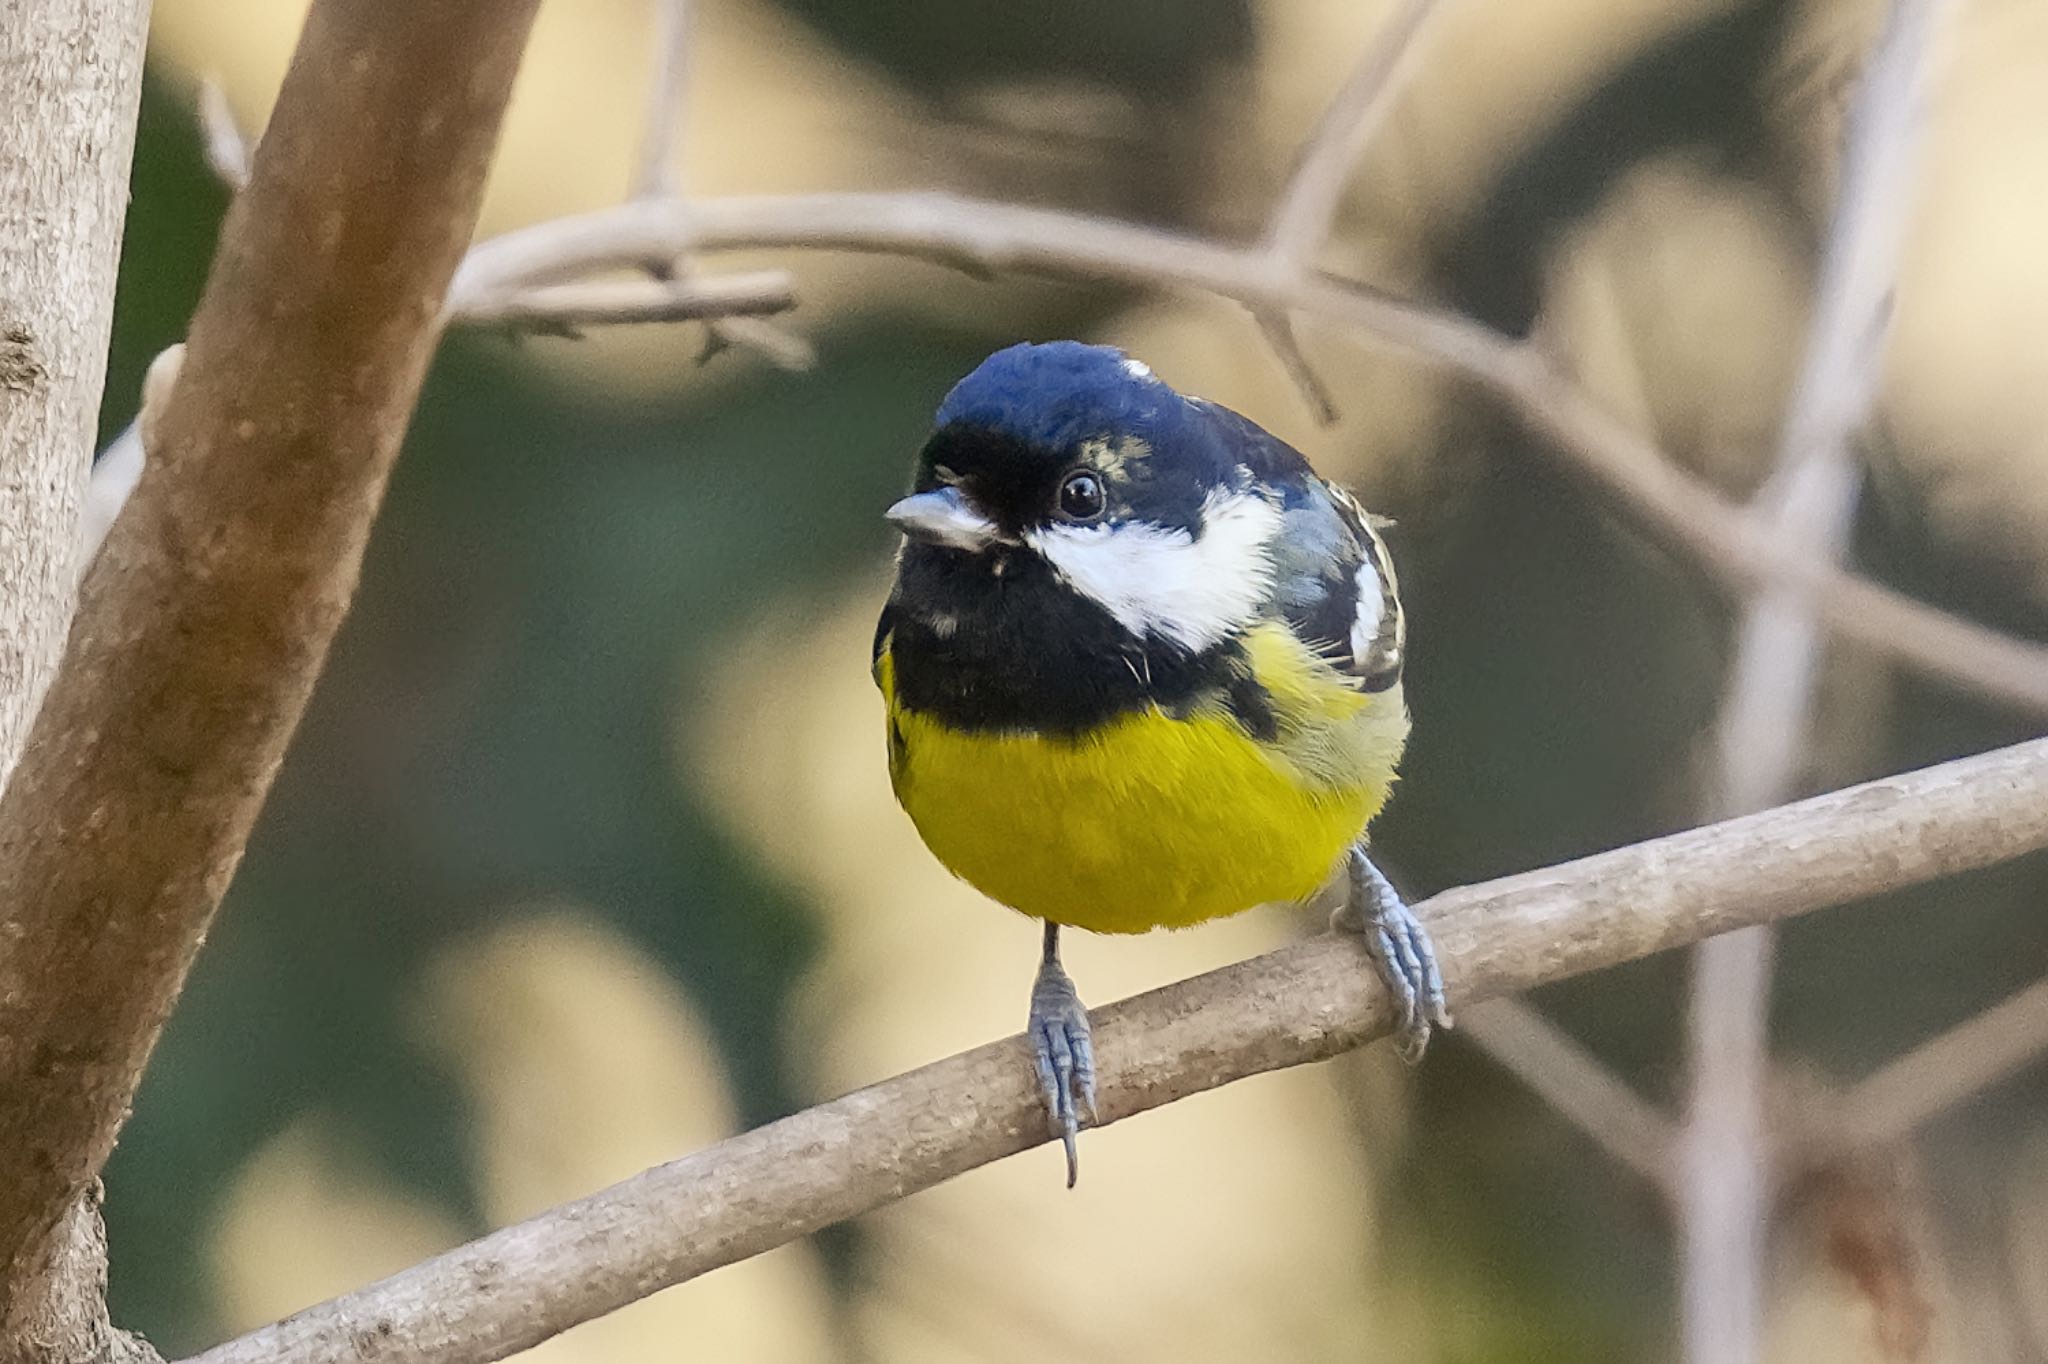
[871, 340, 1449, 1185]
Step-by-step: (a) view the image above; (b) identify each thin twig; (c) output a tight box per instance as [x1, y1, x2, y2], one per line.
[1264, 0, 1443, 262]
[447, 271, 796, 330]
[1250, 0, 1445, 425]
[1834, 974, 2048, 1148]
[181, 735, 2048, 1364]
[449, 191, 2048, 713]
[185, 85, 792, 343]
[1458, 997, 1675, 1187]
[1681, 3, 1944, 1360]
[630, 0, 691, 203]
[628, 0, 814, 370]
[1249, 311, 1340, 425]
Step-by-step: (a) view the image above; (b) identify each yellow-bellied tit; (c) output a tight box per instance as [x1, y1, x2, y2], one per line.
[873, 341, 1450, 1184]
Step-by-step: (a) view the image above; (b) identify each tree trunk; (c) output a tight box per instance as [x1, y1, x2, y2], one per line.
[0, 0, 150, 778]
[0, 3, 152, 1359]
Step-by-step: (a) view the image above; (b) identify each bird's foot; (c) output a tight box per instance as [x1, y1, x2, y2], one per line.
[1334, 846, 1451, 1062]
[1029, 948, 1097, 1188]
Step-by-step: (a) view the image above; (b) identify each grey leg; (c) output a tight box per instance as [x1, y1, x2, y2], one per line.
[1333, 845, 1451, 1061]
[1028, 921, 1097, 1187]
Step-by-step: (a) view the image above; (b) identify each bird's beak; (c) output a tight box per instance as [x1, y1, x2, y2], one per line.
[886, 487, 1000, 552]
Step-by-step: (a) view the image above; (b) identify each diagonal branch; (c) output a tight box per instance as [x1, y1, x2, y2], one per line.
[183, 735, 2048, 1364]
[1681, 3, 1945, 1359]
[1264, 0, 1444, 263]
[1833, 974, 2048, 1149]
[449, 191, 2048, 713]
[1253, 0, 1446, 423]
[1459, 997, 1676, 1187]
[0, 0, 541, 1338]
[630, 0, 692, 204]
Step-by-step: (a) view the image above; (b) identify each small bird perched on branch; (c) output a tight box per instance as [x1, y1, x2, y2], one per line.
[873, 341, 1448, 1184]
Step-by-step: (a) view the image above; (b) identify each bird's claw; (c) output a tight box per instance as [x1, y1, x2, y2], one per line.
[1029, 957, 1097, 1187]
[1337, 846, 1451, 1061]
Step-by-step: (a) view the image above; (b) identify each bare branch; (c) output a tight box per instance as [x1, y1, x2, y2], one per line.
[701, 311, 818, 370]
[1250, 0, 1445, 425]
[631, 0, 690, 203]
[447, 271, 796, 330]
[452, 191, 2048, 712]
[1713, 0, 1942, 827]
[1834, 975, 2048, 1148]
[624, 0, 812, 369]
[1249, 310, 1340, 425]
[1459, 997, 1675, 1187]
[182, 736, 2048, 1364]
[1681, 4, 1944, 1359]
[1680, 928, 1777, 1364]
[1264, 0, 1444, 264]
[0, 0, 540, 1336]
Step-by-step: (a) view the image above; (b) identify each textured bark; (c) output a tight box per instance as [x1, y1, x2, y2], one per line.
[188, 735, 2048, 1364]
[0, 0, 150, 778]
[0, 5, 154, 1360]
[0, 0, 541, 1351]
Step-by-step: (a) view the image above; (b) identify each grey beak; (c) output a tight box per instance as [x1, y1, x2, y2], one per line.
[886, 486, 999, 552]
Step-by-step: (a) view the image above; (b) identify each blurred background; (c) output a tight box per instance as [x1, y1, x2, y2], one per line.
[98, 0, 2048, 1359]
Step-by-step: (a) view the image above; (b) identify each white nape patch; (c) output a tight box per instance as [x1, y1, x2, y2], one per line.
[1348, 559, 1385, 661]
[1121, 357, 1152, 379]
[1027, 489, 1281, 652]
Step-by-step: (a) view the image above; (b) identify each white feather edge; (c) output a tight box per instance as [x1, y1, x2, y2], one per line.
[1024, 488, 1281, 653]
[1348, 559, 1385, 664]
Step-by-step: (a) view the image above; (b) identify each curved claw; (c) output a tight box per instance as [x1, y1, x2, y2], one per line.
[1029, 945, 1096, 1187]
[1338, 846, 1452, 1060]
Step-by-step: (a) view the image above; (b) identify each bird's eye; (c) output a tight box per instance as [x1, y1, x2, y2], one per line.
[1057, 470, 1106, 521]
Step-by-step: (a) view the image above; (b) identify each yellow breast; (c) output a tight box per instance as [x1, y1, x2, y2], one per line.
[879, 622, 1408, 934]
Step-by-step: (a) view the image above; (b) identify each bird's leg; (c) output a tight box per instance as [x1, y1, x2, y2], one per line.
[1028, 921, 1097, 1188]
[1334, 845, 1451, 1062]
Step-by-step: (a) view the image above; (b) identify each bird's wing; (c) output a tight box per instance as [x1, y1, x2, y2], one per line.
[1325, 482, 1405, 692]
[1190, 399, 1404, 693]
[1264, 477, 1404, 694]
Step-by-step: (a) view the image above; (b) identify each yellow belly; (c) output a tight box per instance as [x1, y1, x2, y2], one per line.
[879, 624, 1406, 933]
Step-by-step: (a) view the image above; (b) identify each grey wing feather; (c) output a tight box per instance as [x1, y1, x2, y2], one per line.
[1196, 398, 1405, 691]
[1268, 479, 1404, 693]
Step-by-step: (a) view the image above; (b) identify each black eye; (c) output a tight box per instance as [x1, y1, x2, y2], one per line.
[1058, 470, 1106, 521]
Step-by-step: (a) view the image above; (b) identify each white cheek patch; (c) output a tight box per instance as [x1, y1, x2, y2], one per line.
[1349, 559, 1385, 661]
[1027, 490, 1281, 653]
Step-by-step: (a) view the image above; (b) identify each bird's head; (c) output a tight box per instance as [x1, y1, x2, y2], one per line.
[886, 341, 1286, 655]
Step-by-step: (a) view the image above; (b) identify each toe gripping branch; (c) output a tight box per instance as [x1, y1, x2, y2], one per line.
[1028, 921, 1098, 1187]
[1336, 845, 1452, 1062]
